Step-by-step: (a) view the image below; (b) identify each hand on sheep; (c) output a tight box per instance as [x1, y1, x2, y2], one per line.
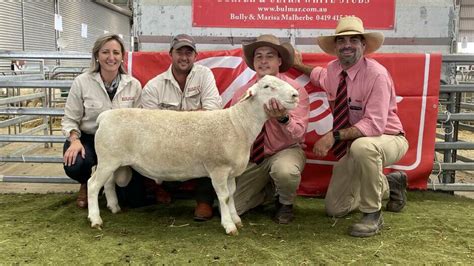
[63, 140, 85, 166]
[312, 132, 335, 157]
[264, 98, 288, 120]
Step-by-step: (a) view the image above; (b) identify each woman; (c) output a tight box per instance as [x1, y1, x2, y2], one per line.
[62, 33, 145, 208]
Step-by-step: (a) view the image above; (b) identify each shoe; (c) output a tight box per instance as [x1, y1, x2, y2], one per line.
[155, 185, 172, 204]
[386, 171, 408, 212]
[349, 210, 384, 237]
[273, 204, 294, 224]
[76, 183, 87, 209]
[194, 202, 213, 221]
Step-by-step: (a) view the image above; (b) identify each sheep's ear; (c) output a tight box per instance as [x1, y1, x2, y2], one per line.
[238, 88, 254, 102]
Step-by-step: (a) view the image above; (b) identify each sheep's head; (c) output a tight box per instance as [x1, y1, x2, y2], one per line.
[242, 75, 299, 110]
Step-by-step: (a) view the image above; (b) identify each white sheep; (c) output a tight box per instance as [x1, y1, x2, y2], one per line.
[87, 75, 300, 235]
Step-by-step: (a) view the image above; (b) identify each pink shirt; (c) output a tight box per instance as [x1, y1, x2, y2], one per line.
[231, 73, 310, 156]
[310, 57, 404, 136]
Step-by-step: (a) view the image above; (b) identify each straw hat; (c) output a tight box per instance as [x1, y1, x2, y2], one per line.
[243, 34, 294, 72]
[317, 16, 384, 55]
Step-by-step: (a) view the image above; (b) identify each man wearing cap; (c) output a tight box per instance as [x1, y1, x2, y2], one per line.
[140, 34, 222, 221]
[293, 16, 409, 237]
[230, 34, 310, 224]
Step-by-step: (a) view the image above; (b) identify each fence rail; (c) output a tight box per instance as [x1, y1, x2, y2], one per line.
[0, 80, 72, 88]
[0, 135, 65, 143]
[0, 108, 65, 116]
[435, 53, 474, 191]
[0, 175, 76, 184]
[0, 51, 90, 60]
[0, 156, 63, 163]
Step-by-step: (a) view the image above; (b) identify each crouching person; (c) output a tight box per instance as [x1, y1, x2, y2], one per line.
[62, 33, 147, 209]
[231, 34, 310, 224]
[140, 34, 222, 221]
[293, 16, 409, 237]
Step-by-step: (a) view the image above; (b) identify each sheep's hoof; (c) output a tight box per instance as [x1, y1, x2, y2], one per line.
[91, 223, 102, 230]
[236, 221, 244, 229]
[89, 217, 103, 230]
[226, 227, 239, 236]
[108, 205, 121, 214]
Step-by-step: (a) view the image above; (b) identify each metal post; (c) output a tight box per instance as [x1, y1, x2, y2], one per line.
[443, 91, 455, 184]
[453, 90, 462, 163]
[442, 61, 457, 185]
[21, 0, 25, 51]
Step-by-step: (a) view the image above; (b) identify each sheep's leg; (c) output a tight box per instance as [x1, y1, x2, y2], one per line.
[209, 167, 238, 236]
[104, 166, 131, 214]
[87, 172, 103, 229]
[227, 177, 242, 228]
[88, 164, 115, 229]
[104, 174, 120, 214]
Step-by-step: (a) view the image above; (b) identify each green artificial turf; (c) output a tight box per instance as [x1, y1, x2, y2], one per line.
[0, 191, 472, 264]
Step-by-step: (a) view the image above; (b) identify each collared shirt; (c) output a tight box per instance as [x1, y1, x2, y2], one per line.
[230, 73, 310, 156]
[140, 64, 222, 111]
[310, 57, 404, 136]
[61, 72, 142, 137]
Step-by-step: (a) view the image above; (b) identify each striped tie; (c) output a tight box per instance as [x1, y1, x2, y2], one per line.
[250, 126, 265, 164]
[332, 71, 350, 159]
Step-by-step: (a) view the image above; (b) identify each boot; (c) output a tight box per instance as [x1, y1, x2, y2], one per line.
[273, 203, 294, 224]
[155, 185, 172, 204]
[193, 202, 213, 221]
[349, 210, 384, 237]
[76, 183, 87, 209]
[386, 171, 408, 212]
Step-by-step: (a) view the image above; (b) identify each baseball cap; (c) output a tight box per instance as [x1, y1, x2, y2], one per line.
[170, 34, 196, 52]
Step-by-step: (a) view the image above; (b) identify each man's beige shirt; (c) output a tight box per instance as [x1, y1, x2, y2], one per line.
[140, 64, 222, 111]
[61, 72, 142, 137]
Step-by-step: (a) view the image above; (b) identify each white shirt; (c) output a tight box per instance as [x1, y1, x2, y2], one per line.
[61, 72, 142, 137]
[140, 64, 222, 111]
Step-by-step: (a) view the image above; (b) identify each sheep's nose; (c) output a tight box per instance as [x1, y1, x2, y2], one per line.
[292, 92, 299, 99]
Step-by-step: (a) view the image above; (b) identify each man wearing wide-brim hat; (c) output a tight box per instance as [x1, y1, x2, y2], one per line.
[293, 16, 409, 237]
[230, 34, 310, 224]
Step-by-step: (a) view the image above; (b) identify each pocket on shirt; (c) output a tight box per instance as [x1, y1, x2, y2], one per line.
[84, 100, 104, 120]
[349, 104, 364, 124]
[185, 87, 201, 98]
[184, 88, 201, 109]
[118, 100, 134, 108]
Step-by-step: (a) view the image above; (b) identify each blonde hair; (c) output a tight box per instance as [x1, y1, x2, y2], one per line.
[89, 33, 127, 74]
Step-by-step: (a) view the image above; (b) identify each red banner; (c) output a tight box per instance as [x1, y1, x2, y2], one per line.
[127, 50, 441, 196]
[192, 0, 395, 29]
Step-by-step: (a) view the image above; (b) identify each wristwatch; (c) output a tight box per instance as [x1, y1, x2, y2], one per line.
[277, 115, 290, 124]
[68, 130, 80, 142]
[333, 131, 341, 142]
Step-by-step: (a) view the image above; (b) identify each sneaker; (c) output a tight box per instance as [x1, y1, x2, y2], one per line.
[386, 171, 408, 212]
[76, 183, 87, 209]
[273, 204, 294, 224]
[349, 210, 384, 237]
[193, 202, 213, 221]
